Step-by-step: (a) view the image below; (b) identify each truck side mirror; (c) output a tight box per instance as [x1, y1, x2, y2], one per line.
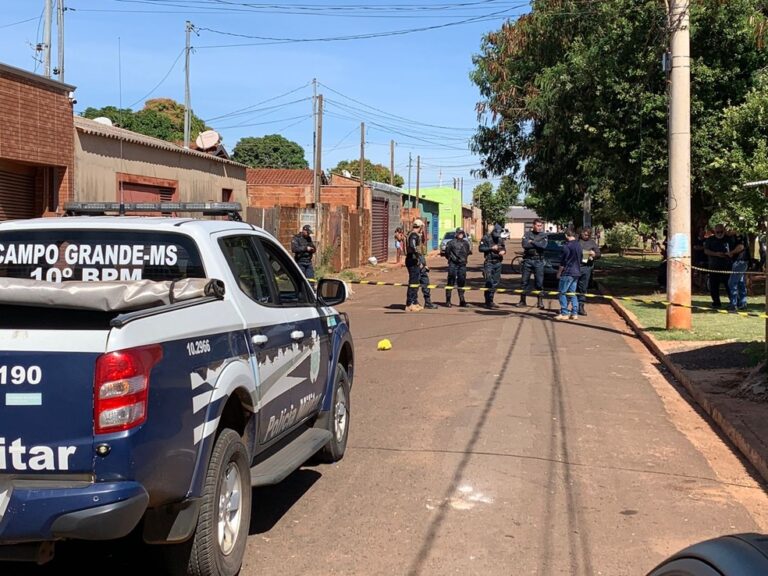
[317, 278, 347, 306]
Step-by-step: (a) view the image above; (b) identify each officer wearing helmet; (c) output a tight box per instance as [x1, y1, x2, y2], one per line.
[405, 218, 437, 311]
[444, 227, 471, 307]
[479, 223, 508, 309]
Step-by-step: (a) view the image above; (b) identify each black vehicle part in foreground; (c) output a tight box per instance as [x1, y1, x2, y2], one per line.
[647, 533, 768, 575]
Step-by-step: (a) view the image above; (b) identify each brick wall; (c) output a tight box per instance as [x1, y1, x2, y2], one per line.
[247, 184, 311, 208]
[0, 66, 74, 214]
[319, 185, 357, 210]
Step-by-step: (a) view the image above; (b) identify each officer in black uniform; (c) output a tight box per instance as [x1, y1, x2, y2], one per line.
[517, 218, 548, 309]
[291, 224, 316, 278]
[479, 223, 508, 309]
[444, 227, 471, 308]
[405, 219, 438, 311]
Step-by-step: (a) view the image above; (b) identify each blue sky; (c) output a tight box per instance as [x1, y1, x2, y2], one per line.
[0, 1, 531, 202]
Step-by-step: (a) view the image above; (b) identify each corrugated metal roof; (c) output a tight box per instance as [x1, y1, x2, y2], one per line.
[247, 168, 318, 186]
[505, 206, 541, 220]
[74, 116, 246, 168]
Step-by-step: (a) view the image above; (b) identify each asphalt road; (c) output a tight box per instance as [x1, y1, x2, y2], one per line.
[11, 254, 768, 575]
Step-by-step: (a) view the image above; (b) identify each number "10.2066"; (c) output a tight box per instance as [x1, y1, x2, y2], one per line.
[0, 365, 42, 385]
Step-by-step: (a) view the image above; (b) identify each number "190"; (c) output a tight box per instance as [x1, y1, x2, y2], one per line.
[0, 365, 42, 385]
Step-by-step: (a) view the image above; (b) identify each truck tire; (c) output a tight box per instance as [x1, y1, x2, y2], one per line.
[317, 363, 351, 463]
[171, 428, 251, 576]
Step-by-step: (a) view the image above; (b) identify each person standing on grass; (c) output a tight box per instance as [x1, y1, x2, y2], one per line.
[727, 231, 749, 311]
[703, 224, 731, 309]
[555, 229, 582, 320]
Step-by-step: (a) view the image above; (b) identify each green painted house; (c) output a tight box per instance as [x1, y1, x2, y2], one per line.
[413, 187, 464, 242]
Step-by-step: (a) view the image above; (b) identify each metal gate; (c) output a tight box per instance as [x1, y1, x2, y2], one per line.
[431, 217, 439, 250]
[372, 198, 389, 263]
[0, 167, 36, 221]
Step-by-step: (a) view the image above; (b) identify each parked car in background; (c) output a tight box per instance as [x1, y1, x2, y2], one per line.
[439, 231, 473, 257]
[542, 232, 567, 284]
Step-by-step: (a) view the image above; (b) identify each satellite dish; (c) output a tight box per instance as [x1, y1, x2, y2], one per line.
[93, 117, 113, 126]
[196, 130, 221, 150]
[342, 170, 352, 178]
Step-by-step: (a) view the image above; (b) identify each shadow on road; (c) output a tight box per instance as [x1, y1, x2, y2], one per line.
[249, 468, 322, 534]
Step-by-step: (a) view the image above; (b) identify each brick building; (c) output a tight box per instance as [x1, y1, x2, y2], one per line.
[247, 168, 327, 208]
[0, 62, 75, 220]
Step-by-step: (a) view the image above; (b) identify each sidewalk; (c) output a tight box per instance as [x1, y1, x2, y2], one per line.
[605, 289, 768, 484]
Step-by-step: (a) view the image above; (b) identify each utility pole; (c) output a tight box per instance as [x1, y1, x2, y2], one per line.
[314, 94, 323, 245]
[43, 0, 52, 78]
[183, 21, 193, 149]
[312, 78, 317, 203]
[416, 155, 421, 208]
[56, 0, 64, 82]
[666, 0, 692, 330]
[390, 140, 395, 186]
[358, 123, 365, 209]
[407, 153, 413, 213]
[583, 188, 592, 229]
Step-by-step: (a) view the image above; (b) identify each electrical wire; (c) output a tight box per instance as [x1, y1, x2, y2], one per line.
[194, 5, 521, 48]
[0, 16, 40, 29]
[204, 82, 311, 122]
[126, 47, 185, 109]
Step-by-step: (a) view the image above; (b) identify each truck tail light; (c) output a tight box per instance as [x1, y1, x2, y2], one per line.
[94, 344, 163, 434]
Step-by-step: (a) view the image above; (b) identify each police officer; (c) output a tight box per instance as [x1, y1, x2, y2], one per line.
[479, 223, 508, 309]
[405, 219, 438, 311]
[516, 218, 548, 309]
[291, 224, 316, 278]
[444, 227, 471, 308]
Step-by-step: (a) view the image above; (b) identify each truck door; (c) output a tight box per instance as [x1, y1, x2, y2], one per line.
[253, 237, 330, 443]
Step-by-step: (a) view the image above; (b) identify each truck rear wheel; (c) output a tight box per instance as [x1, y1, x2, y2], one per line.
[168, 428, 251, 576]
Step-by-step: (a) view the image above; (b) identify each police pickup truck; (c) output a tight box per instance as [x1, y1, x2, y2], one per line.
[0, 202, 354, 576]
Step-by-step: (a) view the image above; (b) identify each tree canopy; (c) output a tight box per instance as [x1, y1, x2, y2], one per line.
[471, 0, 768, 229]
[331, 159, 404, 188]
[82, 98, 209, 144]
[232, 135, 309, 169]
[472, 179, 517, 230]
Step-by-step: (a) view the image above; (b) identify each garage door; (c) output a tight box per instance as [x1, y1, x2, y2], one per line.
[372, 198, 389, 263]
[0, 166, 36, 221]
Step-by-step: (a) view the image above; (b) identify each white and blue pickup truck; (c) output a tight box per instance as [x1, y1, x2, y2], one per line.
[0, 202, 354, 576]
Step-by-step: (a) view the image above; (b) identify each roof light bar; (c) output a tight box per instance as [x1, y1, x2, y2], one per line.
[64, 202, 243, 221]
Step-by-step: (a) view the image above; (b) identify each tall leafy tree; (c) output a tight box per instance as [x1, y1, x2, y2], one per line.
[232, 135, 308, 169]
[472, 180, 516, 230]
[331, 159, 405, 187]
[82, 98, 209, 144]
[470, 0, 768, 228]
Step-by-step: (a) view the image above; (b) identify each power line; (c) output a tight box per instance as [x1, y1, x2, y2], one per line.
[194, 5, 521, 48]
[204, 82, 311, 122]
[217, 113, 312, 130]
[0, 16, 40, 29]
[127, 47, 185, 109]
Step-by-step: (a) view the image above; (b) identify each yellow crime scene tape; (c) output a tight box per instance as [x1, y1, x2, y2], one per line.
[310, 278, 768, 320]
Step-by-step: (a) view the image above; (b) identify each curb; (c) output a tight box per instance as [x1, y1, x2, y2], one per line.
[599, 282, 768, 484]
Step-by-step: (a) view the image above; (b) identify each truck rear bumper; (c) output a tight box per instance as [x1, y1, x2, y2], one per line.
[0, 480, 148, 545]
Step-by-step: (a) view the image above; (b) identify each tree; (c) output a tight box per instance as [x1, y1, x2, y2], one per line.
[82, 98, 210, 144]
[472, 180, 516, 230]
[470, 0, 768, 229]
[331, 159, 404, 187]
[232, 135, 308, 169]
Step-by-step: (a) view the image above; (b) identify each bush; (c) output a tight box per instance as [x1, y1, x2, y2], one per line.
[604, 224, 638, 256]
